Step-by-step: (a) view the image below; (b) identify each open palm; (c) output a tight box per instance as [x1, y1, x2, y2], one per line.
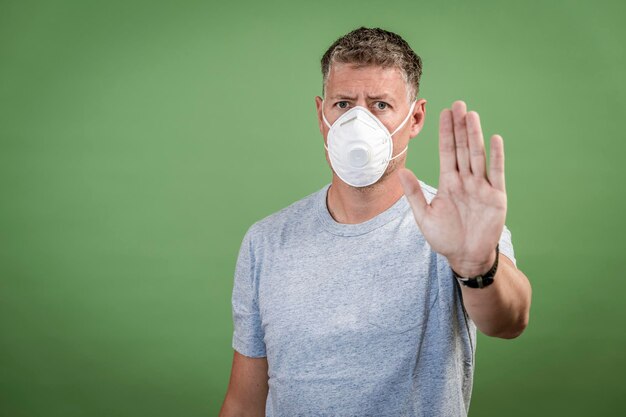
[398, 101, 507, 276]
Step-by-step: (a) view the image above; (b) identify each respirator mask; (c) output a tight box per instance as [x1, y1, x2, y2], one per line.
[322, 100, 416, 187]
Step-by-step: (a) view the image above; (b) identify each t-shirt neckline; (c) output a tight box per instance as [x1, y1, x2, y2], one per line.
[315, 183, 410, 237]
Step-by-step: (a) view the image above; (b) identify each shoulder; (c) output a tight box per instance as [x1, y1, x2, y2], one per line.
[244, 185, 326, 244]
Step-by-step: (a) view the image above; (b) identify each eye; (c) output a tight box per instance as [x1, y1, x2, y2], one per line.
[375, 101, 389, 110]
[336, 101, 349, 109]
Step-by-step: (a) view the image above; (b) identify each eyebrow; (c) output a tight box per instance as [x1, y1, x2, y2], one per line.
[329, 93, 396, 103]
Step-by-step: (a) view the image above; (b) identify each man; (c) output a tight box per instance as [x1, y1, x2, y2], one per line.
[219, 27, 532, 417]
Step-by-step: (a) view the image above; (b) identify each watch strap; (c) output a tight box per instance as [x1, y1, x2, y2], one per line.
[452, 244, 499, 289]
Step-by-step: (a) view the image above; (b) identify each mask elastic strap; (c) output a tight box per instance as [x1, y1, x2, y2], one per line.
[322, 100, 334, 153]
[390, 100, 417, 137]
[389, 145, 408, 161]
[321, 100, 332, 129]
[387, 100, 416, 161]
[322, 100, 331, 152]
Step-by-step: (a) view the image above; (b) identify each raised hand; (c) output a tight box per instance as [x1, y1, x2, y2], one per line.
[398, 100, 507, 277]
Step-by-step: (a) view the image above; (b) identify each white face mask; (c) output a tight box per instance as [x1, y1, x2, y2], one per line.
[322, 100, 417, 187]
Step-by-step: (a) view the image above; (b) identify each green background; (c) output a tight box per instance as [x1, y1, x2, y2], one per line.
[1, 0, 624, 415]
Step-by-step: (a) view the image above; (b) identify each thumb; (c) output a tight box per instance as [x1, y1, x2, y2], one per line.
[397, 168, 428, 225]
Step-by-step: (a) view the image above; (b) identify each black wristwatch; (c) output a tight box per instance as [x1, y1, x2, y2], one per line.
[452, 244, 499, 289]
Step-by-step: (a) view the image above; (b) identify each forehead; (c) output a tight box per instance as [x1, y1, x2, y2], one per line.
[325, 63, 408, 101]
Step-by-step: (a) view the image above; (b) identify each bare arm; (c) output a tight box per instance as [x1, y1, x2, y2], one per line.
[219, 350, 269, 417]
[458, 253, 531, 338]
[398, 100, 532, 339]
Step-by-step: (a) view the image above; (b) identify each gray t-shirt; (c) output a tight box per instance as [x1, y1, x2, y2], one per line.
[231, 182, 516, 417]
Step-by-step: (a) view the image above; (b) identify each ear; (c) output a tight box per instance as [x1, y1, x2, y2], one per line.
[315, 96, 325, 136]
[409, 98, 427, 139]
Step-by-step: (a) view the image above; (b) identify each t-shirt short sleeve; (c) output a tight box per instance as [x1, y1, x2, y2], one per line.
[231, 227, 267, 358]
[498, 224, 516, 267]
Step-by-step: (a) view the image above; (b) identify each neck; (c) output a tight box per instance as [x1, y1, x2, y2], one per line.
[326, 170, 406, 224]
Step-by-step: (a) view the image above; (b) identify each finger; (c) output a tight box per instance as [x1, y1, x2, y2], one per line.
[452, 100, 470, 174]
[397, 168, 429, 225]
[466, 111, 487, 179]
[489, 134, 506, 192]
[439, 109, 457, 175]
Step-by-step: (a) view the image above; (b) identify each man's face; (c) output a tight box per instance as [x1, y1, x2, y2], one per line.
[315, 62, 426, 186]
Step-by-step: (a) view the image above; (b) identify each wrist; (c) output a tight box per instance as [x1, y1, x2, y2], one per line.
[451, 244, 500, 289]
[449, 247, 498, 277]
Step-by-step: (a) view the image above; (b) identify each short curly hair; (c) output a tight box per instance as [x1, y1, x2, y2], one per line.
[321, 27, 423, 102]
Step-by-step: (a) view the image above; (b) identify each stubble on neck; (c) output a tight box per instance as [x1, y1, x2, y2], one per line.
[327, 155, 408, 224]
